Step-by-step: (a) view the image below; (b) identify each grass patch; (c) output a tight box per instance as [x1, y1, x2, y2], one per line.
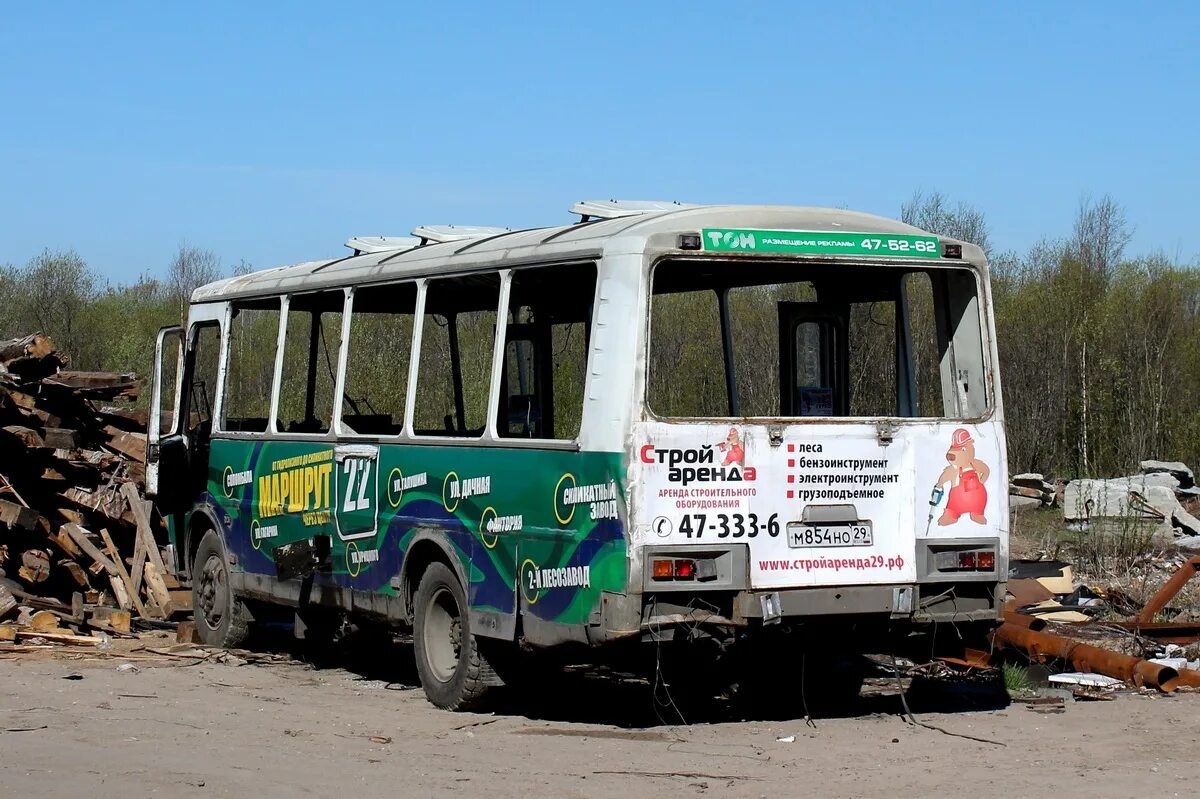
[1002, 662, 1032, 693]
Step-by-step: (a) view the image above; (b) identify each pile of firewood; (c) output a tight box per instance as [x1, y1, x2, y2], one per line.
[0, 334, 186, 641]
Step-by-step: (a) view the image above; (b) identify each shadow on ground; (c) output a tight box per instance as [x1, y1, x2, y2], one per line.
[241, 621, 1010, 728]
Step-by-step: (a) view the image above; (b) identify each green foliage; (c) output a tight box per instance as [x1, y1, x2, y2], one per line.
[1002, 662, 1032, 693]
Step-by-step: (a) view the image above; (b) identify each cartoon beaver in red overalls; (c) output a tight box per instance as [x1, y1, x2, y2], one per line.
[937, 428, 989, 525]
[716, 427, 745, 467]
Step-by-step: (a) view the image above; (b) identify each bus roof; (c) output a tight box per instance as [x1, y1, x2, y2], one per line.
[191, 204, 984, 303]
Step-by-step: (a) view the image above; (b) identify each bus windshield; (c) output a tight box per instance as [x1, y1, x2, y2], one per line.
[647, 259, 988, 420]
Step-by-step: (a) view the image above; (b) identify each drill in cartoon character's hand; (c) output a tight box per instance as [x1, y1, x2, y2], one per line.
[925, 486, 945, 535]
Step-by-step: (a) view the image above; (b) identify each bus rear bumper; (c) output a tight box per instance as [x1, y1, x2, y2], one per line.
[731, 581, 1004, 624]
[617, 581, 1004, 639]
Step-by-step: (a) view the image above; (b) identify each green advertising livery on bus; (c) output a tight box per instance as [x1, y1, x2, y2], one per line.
[147, 199, 1007, 711]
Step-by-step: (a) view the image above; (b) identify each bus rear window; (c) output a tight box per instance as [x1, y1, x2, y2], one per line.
[647, 260, 987, 420]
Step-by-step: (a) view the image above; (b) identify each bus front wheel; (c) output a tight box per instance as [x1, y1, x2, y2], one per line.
[192, 530, 250, 649]
[413, 562, 495, 710]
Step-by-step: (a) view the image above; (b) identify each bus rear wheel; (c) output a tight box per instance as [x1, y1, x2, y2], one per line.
[413, 562, 495, 710]
[192, 530, 250, 649]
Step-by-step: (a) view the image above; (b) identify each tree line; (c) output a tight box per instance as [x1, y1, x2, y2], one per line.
[2, 194, 1196, 479]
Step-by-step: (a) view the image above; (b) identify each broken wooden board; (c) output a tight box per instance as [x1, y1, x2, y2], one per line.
[58, 559, 91, 589]
[62, 523, 118, 575]
[42, 427, 81, 449]
[86, 606, 131, 635]
[176, 620, 201, 644]
[103, 426, 147, 462]
[98, 527, 151, 619]
[0, 625, 106, 646]
[143, 561, 172, 613]
[2, 424, 43, 447]
[0, 498, 39, 530]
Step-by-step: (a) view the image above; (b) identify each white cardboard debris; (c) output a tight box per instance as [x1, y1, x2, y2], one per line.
[1047, 673, 1123, 688]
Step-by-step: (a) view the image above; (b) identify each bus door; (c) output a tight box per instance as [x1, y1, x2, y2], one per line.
[778, 302, 848, 417]
[148, 326, 185, 506]
[148, 320, 222, 513]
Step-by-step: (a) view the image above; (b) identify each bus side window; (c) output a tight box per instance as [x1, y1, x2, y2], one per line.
[188, 322, 221, 435]
[413, 274, 501, 437]
[275, 291, 344, 434]
[500, 264, 596, 440]
[341, 282, 417, 435]
[223, 300, 281, 433]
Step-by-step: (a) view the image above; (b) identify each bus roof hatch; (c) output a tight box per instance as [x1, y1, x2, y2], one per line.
[344, 236, 422, 255]
[569, 199, 701, 221]
[411, 225, 511, 245]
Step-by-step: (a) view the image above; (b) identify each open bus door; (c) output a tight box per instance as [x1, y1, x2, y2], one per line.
[147, 326, 190, 511]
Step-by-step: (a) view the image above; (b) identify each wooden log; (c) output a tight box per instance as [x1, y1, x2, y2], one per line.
[19, 549, 50, 583]
[0, 624, 17, 642]
[29, 610, 61, 632]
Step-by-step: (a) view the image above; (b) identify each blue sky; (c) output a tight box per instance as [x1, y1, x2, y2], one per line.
[1, 1, 1196, 282]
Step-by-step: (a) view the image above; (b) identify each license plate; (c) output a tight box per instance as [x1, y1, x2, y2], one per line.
[787, 522, 873, 548]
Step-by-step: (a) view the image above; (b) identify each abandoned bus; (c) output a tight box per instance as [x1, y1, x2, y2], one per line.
[147, 200, 1007, 710]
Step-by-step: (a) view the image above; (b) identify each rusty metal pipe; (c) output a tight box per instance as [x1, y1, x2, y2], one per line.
[1173, 667, 1200, 689]
[994, 622, 1180, 692]
[1136, 556, 1200, 623]
[1002, 608, 1048, 632]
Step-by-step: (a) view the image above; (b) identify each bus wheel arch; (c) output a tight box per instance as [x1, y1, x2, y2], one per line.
[401, 536, 465, 623]
[185, 507, 223, 577]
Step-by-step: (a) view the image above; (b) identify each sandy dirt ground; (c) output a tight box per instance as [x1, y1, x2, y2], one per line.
[3, 635, 1199, 799]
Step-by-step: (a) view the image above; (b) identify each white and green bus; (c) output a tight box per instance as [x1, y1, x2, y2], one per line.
[148, 200, 1007, 710]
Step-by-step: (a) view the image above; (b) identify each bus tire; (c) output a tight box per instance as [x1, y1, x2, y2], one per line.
[192, 529, 250, 649]
[413, 562, 494, 711]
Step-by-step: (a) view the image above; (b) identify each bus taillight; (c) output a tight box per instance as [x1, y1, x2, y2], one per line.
[651, 558, 697, 581]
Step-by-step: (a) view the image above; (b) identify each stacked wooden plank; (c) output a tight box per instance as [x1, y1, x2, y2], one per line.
[0, 334, 187, 640]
